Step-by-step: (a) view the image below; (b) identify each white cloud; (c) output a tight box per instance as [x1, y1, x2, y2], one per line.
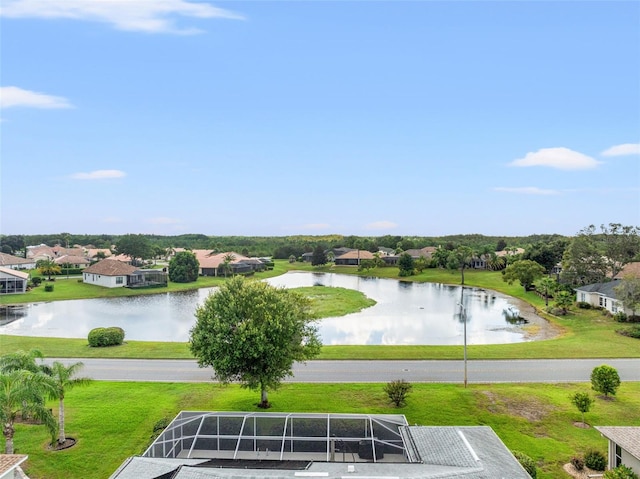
[493, 186, 560, 196]
[302, 223, 331, 230]
[70, 169, 126, 180]
[0, 86, 73, 109]
[147, 217, 182, 225]
[365, 221, 398, 230]
[601, 143, 640, 157]
[1, 0, 243, 34]
[508, 147, 600, 170]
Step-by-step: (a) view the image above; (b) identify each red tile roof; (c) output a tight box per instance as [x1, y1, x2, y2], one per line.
[83, 259, 137, 276]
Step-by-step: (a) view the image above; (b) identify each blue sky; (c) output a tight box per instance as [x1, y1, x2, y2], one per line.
[1, 0, 639, 237]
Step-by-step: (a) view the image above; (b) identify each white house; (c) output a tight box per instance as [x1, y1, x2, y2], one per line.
[0, 252, 36, 270]
[574, 280, 628, 315]
[0, 266, 29, 294]
[110, 411, 531, 479]
[595, 427, 640, 474]
[82, 259, 137, 288]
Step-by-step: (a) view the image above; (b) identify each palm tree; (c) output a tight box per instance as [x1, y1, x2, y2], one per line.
[448, 246, 474, 285]
[0, 370, 57, 453]
[0, 348, 50, 375]
[221, 253, 236, 278]
[49, 361, 92, 445]
[36, 258, 61, 281]
[537, 276, 558, 308]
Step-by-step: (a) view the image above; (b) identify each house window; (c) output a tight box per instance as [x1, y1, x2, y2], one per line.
[603, 298, 607, 308]
[116, 276, 123, 285]
[599, 296, 604, 306]
[615, 444, 622, 467]
[580, 293, 586, 302]
[612, 302, 618, 313]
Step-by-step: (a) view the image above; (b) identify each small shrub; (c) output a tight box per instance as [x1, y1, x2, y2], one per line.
[512, 450, 537, 478]
[570, 456, 584, 471]
[577, 301, 592, 309]
[604, 464, 639, 479]
[31, 277, 43, 286]
[613, 312, 628, 322]
[570, 391, 594, 424]
[617, 325, 640, 339]
[584, 449, 606, 471]
[44, 284, 54, 292]
[88, 327, 125, 347]
[152, 416, 170, 433]
[384, 379, 412, 407]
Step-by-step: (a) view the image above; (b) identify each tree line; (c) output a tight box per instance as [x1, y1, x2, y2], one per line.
[3, 232, 568, 260]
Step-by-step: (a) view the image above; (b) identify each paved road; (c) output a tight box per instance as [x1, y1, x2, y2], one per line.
[48, 358, 640, 383]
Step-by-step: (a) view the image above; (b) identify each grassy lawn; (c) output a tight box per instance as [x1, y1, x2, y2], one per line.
[13, 381, 640, 479]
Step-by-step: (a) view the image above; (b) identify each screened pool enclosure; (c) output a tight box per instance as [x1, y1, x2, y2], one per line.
[144, 412, 412, 466]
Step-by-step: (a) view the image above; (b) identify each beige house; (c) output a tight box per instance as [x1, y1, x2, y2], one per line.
[334, 249, 375, 266]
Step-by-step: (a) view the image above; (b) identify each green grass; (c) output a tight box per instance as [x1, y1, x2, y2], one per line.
[298, 285, 376, 318]
[13, 381, 640, 479]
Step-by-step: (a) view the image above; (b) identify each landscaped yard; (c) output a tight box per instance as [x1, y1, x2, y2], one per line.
[12, 381, 640, 479]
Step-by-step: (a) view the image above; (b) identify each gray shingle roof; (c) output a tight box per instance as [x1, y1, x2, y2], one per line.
[574, 280, 621, 298]
[595, 426, 640, 459]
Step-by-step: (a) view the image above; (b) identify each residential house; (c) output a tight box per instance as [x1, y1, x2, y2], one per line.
[301, 252, 314, 262]
[110, 411, 531, 479]
[0, 454, 29, 479]
[384, 247, 435, 266]
[574, 280, 629, 315]
[595, 427, 640, 474]
[614, 262, 640, 280]
[334, 250, 375, 266]
[85, 248, 113, 261]
[82, 259, 167, 288]
[54, 255, 91, 269]
[191, 251, 266, 277]
[83, 259, 138, 288]
[0, 252, 36, 270]
[26, 244, 55, 262]
[0, 267, 29, 294]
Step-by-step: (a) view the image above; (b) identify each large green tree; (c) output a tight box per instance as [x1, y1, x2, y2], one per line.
[311, 245, 327, 267]
[48, 361, 92, 445]
[502, 260, 545, 292]
[115, 234, 152, 265]
[601, 223, 640, 278]
[168, 251, 200, 283]
[397, 253, 414, 277]
[189, 277, 321, 408]
[614, 276, 640, 317]
[559, 224, 637, 285]
[523, 239, 568, 273]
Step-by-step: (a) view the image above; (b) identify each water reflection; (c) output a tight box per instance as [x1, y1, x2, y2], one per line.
[0, 272, 530, 345]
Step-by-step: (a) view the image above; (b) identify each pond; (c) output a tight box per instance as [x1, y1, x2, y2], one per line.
[0, 272, 535, 345]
